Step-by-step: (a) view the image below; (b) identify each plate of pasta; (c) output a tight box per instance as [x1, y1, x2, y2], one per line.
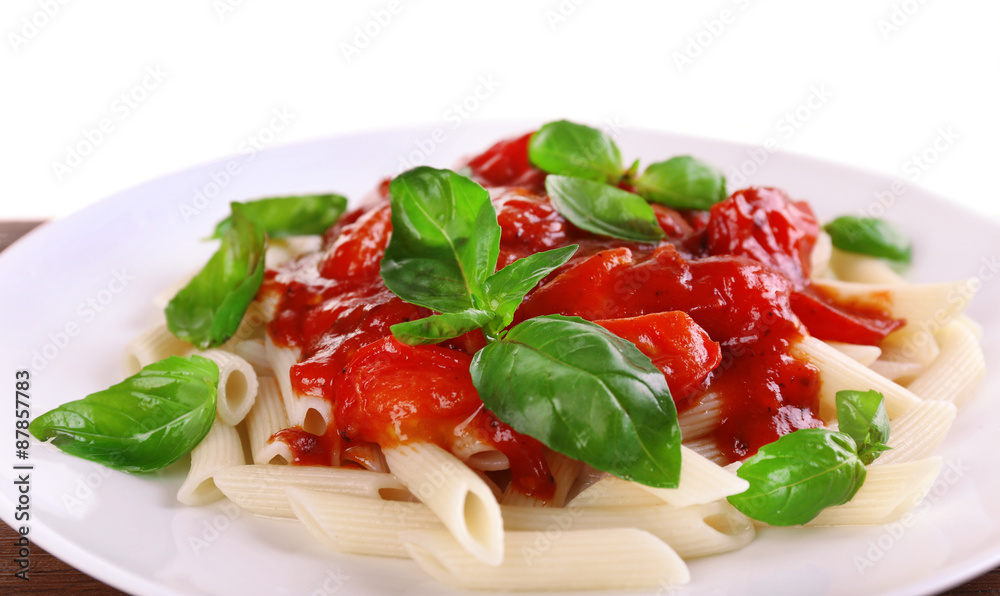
[1, 120, 999, 596]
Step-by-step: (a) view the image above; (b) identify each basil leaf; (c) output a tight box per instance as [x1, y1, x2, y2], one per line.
[391, 309, 493, 345]
[211, 194, 348, 239]
[836, 389, 891, 465]
[528, 120, 623, 184]
[635, 156, 727, 209]
[470, 315, 681, 488]
[728, 429, 867, 526]
[545, 175, 665, 242]
[823, 216, 912, 264]
[166, 205, 267, 349]
[483, 245, 579, 332]
[29, 355, 219, 473]
[381, 167, 501, 313]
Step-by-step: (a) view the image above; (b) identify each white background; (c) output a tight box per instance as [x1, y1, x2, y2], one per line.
[2, 0, 998, 222]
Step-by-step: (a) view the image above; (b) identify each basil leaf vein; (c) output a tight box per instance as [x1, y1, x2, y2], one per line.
[381, 167, 500, 313]
[470, 315, 681, 488]
[545, 175, 665, 242]
[728, 428, 867, 526]
[29, 355, 219, 473]
[391, 309, 493, 345]
[166, 205, 267, 349]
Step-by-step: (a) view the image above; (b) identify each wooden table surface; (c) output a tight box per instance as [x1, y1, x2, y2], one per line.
[2, 220, 998, 596]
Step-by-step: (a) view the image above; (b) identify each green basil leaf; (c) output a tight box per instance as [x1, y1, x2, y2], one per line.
[381, 167, 501, 313]
[211, 194, 348, 239]
[836, 389, 891, 465]
[29, 355, 219, 473]
[391, 309, 493, 345]
[166, 205, 267, 349]
[483, 245, 579, 332]
[545, 175, 665, 242]
[823, 216, 912, 264]
[728, 429, 867, 526]
[470, 315, 681, 488]
[634, 156, 727, 209]
[528, 120, 624, 184]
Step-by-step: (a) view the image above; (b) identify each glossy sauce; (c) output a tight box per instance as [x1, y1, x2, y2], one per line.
[264, 131, 905, 487]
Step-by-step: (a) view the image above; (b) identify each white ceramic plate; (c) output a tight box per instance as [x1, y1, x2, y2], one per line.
[2, 123, 998, 596]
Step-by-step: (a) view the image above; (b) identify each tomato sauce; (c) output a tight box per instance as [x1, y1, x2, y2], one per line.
[263, 130, 905, 488]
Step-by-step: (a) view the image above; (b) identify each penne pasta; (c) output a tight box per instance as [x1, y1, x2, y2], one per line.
[287, 488, 439, 558]
[402, 528, 690, 591]
[793, 336, 921, 420]
[245, 377, 292, 465]
[807, 458, 942, 526]
[214, 464, 408, 518]
[177, 418, 245, 506]
[636, 446, 749, 508]
[383, 442, 505, 566]
[876, 400, 956, 465]
[264, 334, 331, 434]
[199, 349, 259, 426]
[503, 500, 755, 559]
[905, 321, 985, 407]
[121, 323, 193, 376]
[812, 278, 973, 328]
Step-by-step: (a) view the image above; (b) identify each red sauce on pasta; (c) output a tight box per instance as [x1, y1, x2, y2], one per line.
[263, 130, 905, 491]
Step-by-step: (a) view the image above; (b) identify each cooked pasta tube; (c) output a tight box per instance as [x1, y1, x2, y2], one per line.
[828, 248, 906, 285]
[121, 323, 193, 376]
[807, 458, 942, 526]
[905, 321, 985, 407]
[383, 442, 504, 566]
[264, 334, 331, 434]
[812, 278, 973, 327]
[199, 349, 258, 426]
[825, 342, 882, 366]
[876, 401, 956, 465]
[678, 391, 722, 440]
[214, 464, 408, 518]
[287, 488, 439, 558]
[177, 418, 244, 506]
[792, 336, 921, 420]
[402, 528, 690, 591]
[230, 339, 272, 375]
[503, 500, 754, 559]
[682, 435, 727, 466]
[566, 475, 664, 509]
[636, 446, 748, 507]
[245, 377, 292, 465]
